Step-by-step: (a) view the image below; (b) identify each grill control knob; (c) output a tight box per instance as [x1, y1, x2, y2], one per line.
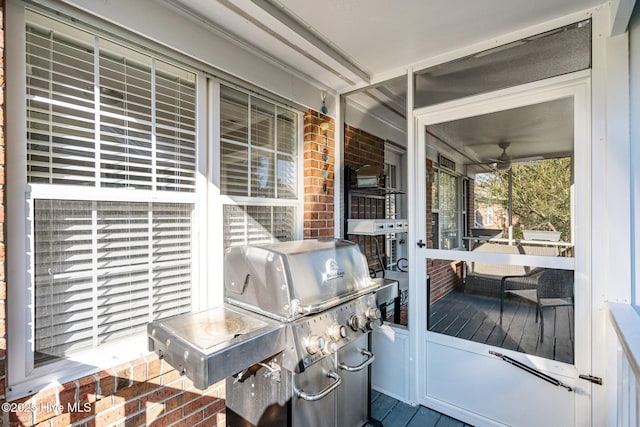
[348, 315, 366, 331]
[305, 335, 326, 355]
[366, 307, 382, 321]
[366, 319, 381, 331]
[325, 341, 339, 353]
[327, 324, 348, 341]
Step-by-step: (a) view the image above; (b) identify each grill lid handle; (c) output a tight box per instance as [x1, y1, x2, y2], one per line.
[227, 274, 250, 295]
[294, 371, 342, 401]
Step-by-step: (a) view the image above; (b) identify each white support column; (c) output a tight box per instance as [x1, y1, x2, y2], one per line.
[592, 4, 633, 426]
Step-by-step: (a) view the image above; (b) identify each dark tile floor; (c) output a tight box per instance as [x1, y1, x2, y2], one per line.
[371, 391, 473, 427]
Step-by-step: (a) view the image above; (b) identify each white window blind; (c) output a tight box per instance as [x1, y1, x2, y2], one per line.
[26, 23, 96, 185]
[25, 13, 198, 366]
[223, 205, 296, 248]
[34, 200, 193, 366]
[26, 20, 197, 191]
[220, 85, 299, 247]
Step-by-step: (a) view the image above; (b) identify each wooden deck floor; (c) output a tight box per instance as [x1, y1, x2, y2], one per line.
[429, 288, 574, 364]
[371, 391, 472, 427]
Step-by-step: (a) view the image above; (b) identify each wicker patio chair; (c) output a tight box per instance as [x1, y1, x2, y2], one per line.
[500, 268, 574, 341]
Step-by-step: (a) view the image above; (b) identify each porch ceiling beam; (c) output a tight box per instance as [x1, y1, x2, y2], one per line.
[247, 0, 371, 84]
[609, 0, 637, 36]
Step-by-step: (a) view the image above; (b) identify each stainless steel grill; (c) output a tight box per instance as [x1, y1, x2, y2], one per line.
[148, 239, 396, 427]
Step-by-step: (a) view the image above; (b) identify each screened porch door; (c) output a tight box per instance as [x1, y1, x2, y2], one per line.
[411, 75, 591, 427]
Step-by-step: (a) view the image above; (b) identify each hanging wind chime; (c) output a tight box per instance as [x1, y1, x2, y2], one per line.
[320, 91, 330, 192]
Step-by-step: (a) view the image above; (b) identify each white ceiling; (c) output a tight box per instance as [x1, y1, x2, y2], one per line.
[167, 0, 602, 161]
[169, 0, 602, 92]
[427, 97, 575, 168]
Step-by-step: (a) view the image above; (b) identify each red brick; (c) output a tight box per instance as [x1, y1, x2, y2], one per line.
[95, 404, 127, 426]
[93, 395, 114, 413]
[77, 375, 98, 405]
[139, 384, 182, 407]
[158, 407, 186, 426]
[131, 359, 148, 383]
[202, 399, 225, 418]
[172, 409, 203, 427]
[145, 355, 163, 380]
[112, 364, 133, 392]
[97, 369, 116, 397]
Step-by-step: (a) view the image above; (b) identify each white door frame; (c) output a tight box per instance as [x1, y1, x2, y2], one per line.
[408, 70, 592, 426]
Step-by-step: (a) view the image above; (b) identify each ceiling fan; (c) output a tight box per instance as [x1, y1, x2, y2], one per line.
[489, 142, 513, 170]
[470, 142, 543, 171]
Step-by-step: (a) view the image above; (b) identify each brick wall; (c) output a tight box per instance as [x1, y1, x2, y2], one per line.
[344, 125, 385, 170]
[303, 110, 335, 239]
[344, 124, 386, 272]
[428, 259, 463, 304]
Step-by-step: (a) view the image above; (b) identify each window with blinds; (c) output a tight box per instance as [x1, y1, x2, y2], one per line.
[26, 20, 197, 191]
[220, 85, 300, 247]
[223, 205, 296, 248]
[25, 13, 197, 366]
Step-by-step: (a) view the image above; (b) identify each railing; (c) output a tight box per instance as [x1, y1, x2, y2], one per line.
[608, 303, 640, 427]
[462, 236, 575, 257]
[462, 235, 575, 248]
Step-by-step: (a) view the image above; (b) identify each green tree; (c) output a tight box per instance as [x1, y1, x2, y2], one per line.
[476, 158, 572, 241]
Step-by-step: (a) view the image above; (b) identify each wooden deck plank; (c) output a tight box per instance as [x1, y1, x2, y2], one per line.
[503, 302, 534, 351]
[430, 288, 574, 363]
[454, 307, 486, 340]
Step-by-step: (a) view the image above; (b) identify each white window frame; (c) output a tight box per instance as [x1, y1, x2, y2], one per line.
[6, 3, 209, 398]
[432, 168, 463, 250]
[216, 81, 304, 246]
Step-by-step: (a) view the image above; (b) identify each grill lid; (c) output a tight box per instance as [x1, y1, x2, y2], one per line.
[224, 239, 374, 321]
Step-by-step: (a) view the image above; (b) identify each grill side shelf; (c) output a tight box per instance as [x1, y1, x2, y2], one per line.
[148, 306, 286, 390]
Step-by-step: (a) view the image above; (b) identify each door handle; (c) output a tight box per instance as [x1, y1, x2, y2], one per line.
[295, 371, 342, 401]
[339, 349, 375, 372]
[417, 240, 426, 248]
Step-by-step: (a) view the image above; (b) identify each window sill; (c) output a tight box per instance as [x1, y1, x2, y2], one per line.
[7, 338, 150, 401]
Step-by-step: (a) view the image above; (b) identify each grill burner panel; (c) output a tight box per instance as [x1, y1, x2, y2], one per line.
[148, 305, 285, 390]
